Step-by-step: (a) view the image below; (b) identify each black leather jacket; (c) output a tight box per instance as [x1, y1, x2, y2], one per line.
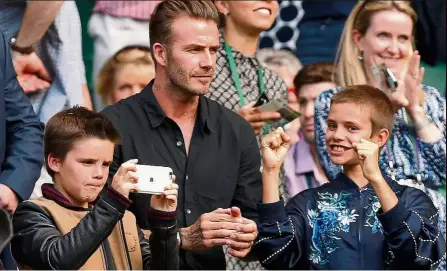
[11, 184, 179, 270]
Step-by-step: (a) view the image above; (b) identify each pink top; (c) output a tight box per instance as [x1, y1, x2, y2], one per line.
[284, 131, 328, 198]
[93, 1, 161, 21]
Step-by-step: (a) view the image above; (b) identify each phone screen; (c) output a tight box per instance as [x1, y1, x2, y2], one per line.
[378, 64, 398, 90]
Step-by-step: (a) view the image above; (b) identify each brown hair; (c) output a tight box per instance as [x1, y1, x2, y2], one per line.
[44, 106, 121, 176]
[335, 1, 417, 86]
[293, 62, 335, 96]
[330, 85, 395, 135]
[96, 45, 154, 105]
[149, 0, 219, 60]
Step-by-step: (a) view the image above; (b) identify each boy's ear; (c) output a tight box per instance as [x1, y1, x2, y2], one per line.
[47, 154, 62, 173]
[374, 128, 390, 148]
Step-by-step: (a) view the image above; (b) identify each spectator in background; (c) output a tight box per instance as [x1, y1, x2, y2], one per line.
[0, 1, 93, 207]
[412, 0, 445, 66]
[314, 3, 446, 268]
[259, 1, 356, 65]
[0, 1, 92, 122]
[257, 48, 302, 95]
[284, 63, 334, 198]
[257, 48, 302, 142]
[294, 1, 356, 65]
[97, 45, 155, 106]
[210, 0, 290, 188]
[0, 31, 44, 270]
[209, 1, 286, 136]
[412, 0, 446, 96]
[88, 0, 160, 110]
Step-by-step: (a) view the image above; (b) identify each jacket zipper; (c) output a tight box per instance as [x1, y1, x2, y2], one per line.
[358, 188, 365, 269]
[100, 243, 109, 270]
[89, 209, 111, 270]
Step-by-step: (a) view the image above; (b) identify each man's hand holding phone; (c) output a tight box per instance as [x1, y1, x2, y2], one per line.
[238, 101, 281, 135]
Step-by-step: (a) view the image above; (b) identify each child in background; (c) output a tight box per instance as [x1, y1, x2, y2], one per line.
[97, 45, 155, 106]
[253, 85, 445, 269]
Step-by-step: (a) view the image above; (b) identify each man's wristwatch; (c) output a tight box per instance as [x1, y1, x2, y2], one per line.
[9, 36, 34, 55]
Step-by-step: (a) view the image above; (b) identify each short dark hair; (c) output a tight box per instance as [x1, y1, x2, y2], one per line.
[149, 0, 219, 59]
[44, 106, 121, 176]
[330, 84, 395, 135]
[293, 62, 335, 96]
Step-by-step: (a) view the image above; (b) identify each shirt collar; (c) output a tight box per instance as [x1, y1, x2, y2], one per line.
[41, 183, 92, 211]
[219, 32, 259, 63]
[294, 134, 315, 175]
[139, 80, 215, 134]
[331, 171, 394, 192]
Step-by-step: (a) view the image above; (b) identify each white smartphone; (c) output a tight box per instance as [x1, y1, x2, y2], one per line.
[135, 165, 173, 195]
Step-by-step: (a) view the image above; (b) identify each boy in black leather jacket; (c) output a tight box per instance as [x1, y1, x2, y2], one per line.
[11, 106, 180, 270]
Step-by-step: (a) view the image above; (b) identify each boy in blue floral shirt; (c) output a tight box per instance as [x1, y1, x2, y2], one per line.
[254, 85, 445, 269]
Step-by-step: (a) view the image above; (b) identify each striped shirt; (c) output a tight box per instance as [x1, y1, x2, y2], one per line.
[93, 1, 160, 21]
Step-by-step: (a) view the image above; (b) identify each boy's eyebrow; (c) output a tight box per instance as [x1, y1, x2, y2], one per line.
[326, 118, 361, 125]
[344, 120, 361, 125]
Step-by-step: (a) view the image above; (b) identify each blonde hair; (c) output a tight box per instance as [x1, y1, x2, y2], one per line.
[96, 46, 154, 105]
[335, 1, 417, 86]
[257, 48, 303, 77]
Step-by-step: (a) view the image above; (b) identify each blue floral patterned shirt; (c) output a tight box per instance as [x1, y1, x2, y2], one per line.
[314, 85, 446, 190]
[253, 173, 446, 269]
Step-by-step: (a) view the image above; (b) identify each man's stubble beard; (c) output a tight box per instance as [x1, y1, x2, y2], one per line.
[166, 53, 209, 97]
[302, 131, 316, 145]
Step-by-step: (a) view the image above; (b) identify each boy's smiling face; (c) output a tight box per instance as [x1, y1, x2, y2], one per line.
[325, 102, 377, 165]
